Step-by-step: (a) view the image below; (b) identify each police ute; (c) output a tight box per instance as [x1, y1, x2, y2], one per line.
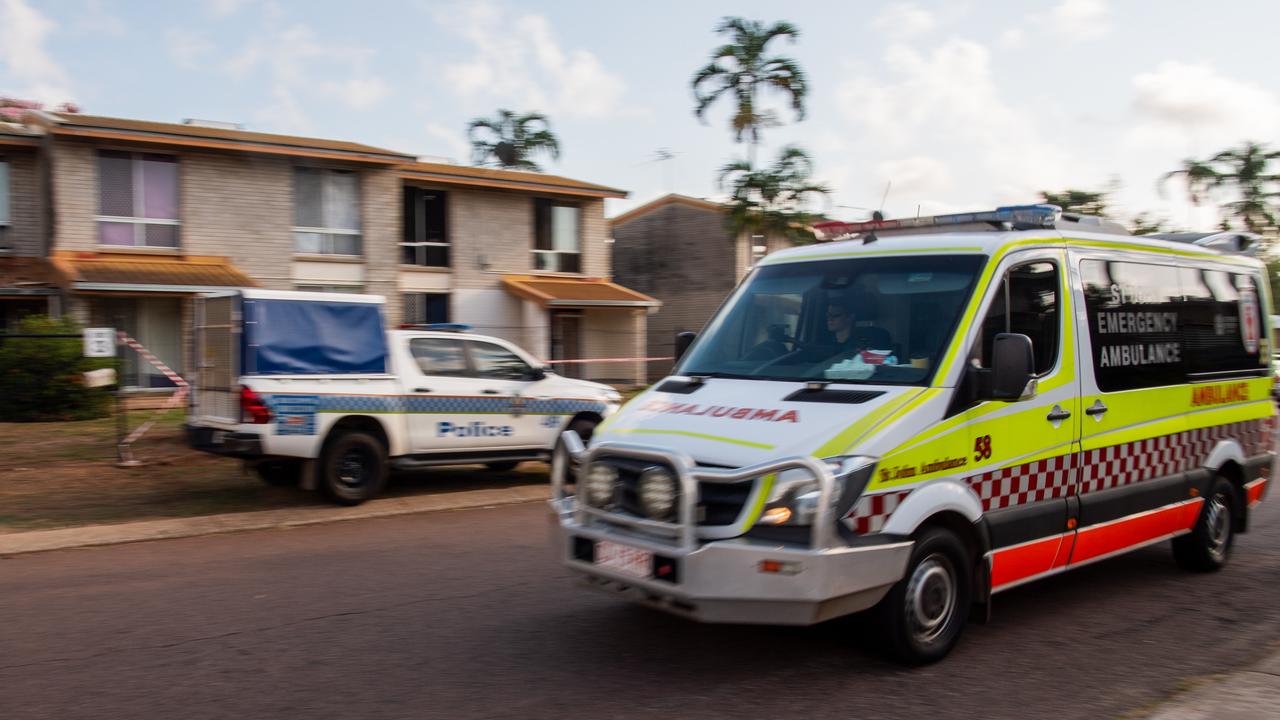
[549, 205, 1275, 664]
[185, 289, 620, 504]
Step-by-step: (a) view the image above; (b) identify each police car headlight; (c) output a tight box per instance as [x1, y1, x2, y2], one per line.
[638, 466, 679, 520]
[603, 389, 622, 404]
[583, 462, 620, 508]
[756, 456, 876, 526]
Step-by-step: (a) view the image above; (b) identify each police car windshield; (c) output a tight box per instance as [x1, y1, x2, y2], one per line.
[678, 254, 987, 385]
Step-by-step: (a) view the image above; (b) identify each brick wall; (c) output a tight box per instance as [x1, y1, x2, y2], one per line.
[48, 141, 96, 251]
[448, 188, 534, 289]
[0, 147, 41, 255]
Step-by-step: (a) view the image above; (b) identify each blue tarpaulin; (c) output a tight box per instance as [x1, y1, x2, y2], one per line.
[242, 298, 387, 375]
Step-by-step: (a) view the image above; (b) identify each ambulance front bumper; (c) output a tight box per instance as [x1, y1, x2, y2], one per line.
[549, 432, 913, 625]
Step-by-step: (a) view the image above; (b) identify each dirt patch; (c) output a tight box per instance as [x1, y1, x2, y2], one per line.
[0, 411, 548, 532]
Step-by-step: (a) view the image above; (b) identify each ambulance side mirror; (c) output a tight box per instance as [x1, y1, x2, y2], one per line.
[989, 333, 1037, 401]
[675, 332, 697, 361]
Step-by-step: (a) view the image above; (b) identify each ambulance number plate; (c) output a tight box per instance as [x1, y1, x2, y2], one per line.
[594, 540, 652, 579]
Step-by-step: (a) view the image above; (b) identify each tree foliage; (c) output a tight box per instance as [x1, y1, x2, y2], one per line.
[1039, 189, 1109, 216]
[718, 146, 829, 244]
[466, 109, 561, 171]
[692, 17, 807, 156]
[1162, 141, 1280, 237]
[0, 315, 112, 422]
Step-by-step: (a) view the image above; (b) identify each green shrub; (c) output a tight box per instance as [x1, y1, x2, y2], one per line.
[0, 315, 113, 422]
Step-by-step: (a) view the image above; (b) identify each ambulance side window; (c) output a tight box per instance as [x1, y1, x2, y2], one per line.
[1080, 260, 1184, 391]
[1179, 268, 1263, 376]
[410, 337, 469, 377]
[974, 261, 1059, 375]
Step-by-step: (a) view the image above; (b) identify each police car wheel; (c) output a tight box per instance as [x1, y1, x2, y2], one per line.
[319, 432, 387, 506]
[876, 526, 972, 665]
[1172, 476, 1237, 572]
[254, 460, 302, 487]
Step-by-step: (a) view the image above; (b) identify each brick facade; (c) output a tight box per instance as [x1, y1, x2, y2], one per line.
[0, 147, 42, 256]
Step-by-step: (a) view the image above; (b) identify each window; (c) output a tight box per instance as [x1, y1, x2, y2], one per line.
[974, 261, 1060, 375]
[403, 293, 450, 325]
[1179, 268, 1263, 376]
[470, 341, 536, 381]
[533, 199, 580, 273]
[678, 254, 986, 385]
[97, 151, 179, 248]
[410, 337, 468, 377]
[0, 159, 9, 252]
[1081, 260, 1185, 391]
[294, 167, 361, 255]
[402, 188, 449, 266]
[295, 284, 364, 294]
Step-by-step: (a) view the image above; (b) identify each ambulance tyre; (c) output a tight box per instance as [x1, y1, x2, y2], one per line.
[876, 526, 972, 665]
[485, 461, 521, 472]
[554, 416, 599, 484]
[319, 432, 387, 506]
[1172, 476, 1237, 572]
[254, 459, 302, 487]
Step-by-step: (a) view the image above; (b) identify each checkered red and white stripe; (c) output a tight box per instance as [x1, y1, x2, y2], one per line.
[845, 418, 1272, 534]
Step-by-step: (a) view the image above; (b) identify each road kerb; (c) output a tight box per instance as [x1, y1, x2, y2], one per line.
[1137, 644, 1280, 719]
[0, 484, 551, 556]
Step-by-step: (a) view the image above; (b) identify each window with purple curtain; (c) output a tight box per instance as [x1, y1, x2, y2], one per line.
[97, 151, 180, 247]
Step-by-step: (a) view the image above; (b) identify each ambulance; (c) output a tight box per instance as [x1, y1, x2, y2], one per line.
[548, 205, 1275, 663]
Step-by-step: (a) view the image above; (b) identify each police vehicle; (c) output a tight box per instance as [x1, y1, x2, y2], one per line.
[185, 289, 620, 504]
[549, 205, 1275, 663]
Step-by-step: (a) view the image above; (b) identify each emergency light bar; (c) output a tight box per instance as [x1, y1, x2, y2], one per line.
[400, 323, 473, 332]
[813, 204, 1062, 242]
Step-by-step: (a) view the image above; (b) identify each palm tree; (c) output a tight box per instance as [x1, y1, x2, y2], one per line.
[1039, 189, 1109, 216]
[718, 146, 829, 243]
[692, 17, 807, 164]
[466, 109, 561, 171]
[1161, 141, 1280, 235]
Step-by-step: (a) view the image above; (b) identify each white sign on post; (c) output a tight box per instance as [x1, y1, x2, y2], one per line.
[84, 327, 116, 358]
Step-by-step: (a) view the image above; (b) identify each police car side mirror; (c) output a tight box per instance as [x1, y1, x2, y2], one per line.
[675, 332, 697, 361]
[529, 366, 548, 381]
[990, 333, 1037, 401]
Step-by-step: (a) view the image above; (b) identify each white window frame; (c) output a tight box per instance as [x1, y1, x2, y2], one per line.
[533, 200, 582, 273]
[401, 188, 450, 267]
[95, 152, 181, 248]
[293, 167, 362, 256]
[0, 159, 10, 253]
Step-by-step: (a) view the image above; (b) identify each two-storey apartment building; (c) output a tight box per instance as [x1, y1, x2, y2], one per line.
[0, 111, 654, 388]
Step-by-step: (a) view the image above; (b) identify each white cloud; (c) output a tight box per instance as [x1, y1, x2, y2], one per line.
[998, 28, 1025, 49]
[209, 0, 251, 17]
[835, 39, 1075, 212]
[166, 28, 215, 70]
[1049, 0, 1112, 41]
[871, 3, 937, 39]
[68, 0, 126, 38]
[1130, 61, 1280, 144]
[0, 0, 73, 103]
[425, 123, 471, 162]
[435, 2, 626, 120]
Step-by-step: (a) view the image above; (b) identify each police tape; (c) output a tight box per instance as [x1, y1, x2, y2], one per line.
[542, 356, 675, 365]
[116, 332, 189, 448]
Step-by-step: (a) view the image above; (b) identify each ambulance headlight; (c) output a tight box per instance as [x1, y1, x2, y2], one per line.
[638, 466, 679, 520]
[756, 456, 876, 526]
[583, 462, 620, 508]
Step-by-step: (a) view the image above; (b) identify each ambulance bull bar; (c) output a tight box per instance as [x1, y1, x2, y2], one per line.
[551, 430, 839, 550]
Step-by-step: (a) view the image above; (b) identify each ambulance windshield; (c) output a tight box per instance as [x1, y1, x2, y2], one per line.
[678, 254, 987, 385]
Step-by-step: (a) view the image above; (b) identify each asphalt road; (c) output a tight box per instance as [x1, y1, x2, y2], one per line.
[4, 498, 1279, 720]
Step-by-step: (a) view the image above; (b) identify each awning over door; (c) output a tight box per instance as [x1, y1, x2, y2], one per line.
[500, 274, 660, 309]
[50, 251, 256, 293]
[0, 257, 63, 295]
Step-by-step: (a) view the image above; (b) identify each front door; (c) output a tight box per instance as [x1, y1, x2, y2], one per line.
[964, 251, 1081, 592]
[550, 311, 582, 379]
[466, 339, 551, 448]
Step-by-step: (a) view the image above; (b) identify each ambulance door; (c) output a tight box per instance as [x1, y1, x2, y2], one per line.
[405, 336, 493, 452]
[964, 251, 1080, 592]
[1069, 256, 1191, 566]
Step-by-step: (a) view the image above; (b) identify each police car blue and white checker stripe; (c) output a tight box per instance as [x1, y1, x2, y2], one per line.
[265, 393, 605, 416]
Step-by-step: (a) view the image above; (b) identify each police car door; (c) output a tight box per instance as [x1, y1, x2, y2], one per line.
[406, 335, 498, 452]
[964, 251, 1081, 592]
[465, 339, 545, 449]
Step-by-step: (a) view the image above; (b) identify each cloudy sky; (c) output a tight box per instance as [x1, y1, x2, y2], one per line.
[3, 0, 1278, 229]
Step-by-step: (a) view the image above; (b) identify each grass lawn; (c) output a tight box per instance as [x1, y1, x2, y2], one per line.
[0, 409, 547, 533]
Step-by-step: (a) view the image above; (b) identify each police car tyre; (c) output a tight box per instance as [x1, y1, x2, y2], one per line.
[254, 460, 302, 487]
[875, 526, 972, 665]
[485, 461, 521, 472]
[1172, 476, 1237, 572]
[319, 432, 387, 506]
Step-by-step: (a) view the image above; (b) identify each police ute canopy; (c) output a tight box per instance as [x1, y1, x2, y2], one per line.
[186, 289, 620, 504]
[550, 205, 1275, 664]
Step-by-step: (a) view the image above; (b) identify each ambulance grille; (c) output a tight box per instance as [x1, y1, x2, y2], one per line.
[602, 458, 754, 527]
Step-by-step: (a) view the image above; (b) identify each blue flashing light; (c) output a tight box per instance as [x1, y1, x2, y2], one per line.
[425, 323, 472, 332]
[813, 204, 1063, 240]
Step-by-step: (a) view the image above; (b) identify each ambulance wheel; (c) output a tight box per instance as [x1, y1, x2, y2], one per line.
[554, 417, 598, 484]
[1172, 476, 1237, 572]
[485, 461, 521, 472]
[319, 432, 387, 506]
[254, 459, 302, 487]
[876, 526, 972, 665]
